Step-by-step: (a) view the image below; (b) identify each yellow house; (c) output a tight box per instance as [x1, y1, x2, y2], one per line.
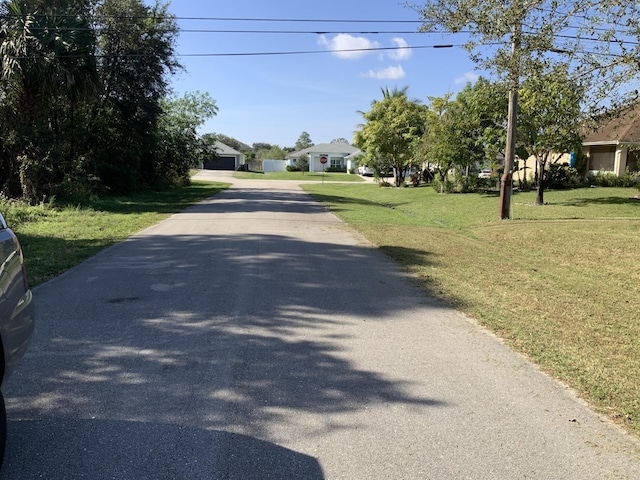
[583, 105, 640, 176]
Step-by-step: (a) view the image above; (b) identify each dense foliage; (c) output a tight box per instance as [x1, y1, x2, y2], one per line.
[354, 87, 427, 187]
[0, 0, 216, 201]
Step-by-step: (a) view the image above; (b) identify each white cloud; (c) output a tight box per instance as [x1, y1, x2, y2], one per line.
[318, 34, 380, 59]
[455, 72, 480, 84]
[388, 38, 412, 60]
[362, 65, 406, 80]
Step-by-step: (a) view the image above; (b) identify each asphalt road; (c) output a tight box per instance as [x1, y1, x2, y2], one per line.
[3, 171, 639, 479]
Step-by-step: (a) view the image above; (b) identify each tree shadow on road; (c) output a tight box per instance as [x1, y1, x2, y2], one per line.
[3, 419, 325, 480]
[4, 185, 451, 478]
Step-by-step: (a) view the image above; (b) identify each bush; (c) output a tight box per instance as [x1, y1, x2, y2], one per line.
[587, 170, 640, 188]
[453, 171, 481, 193]
[545, 163, 582, 189]
[432, 174, 454, 193]
[286, 165, 301, 172]
[325, 167, 347, 173]
[0, 194, 51, 227]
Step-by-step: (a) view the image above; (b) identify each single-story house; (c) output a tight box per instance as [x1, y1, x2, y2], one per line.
[286, 143, 360, 173]
[201, 141, 246, 170]
[583, 105, 640, 176]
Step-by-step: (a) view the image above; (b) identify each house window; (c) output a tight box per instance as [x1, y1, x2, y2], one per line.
[589, 146, 616, 171]
[628, 151, 639, 172]
[330, 157, 344, 169]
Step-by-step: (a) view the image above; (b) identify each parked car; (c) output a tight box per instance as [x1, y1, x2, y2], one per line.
[478, 168, 492, 179]
[358, 165, 374, 176]
[358, 165, 393, 177]
[0, 211, 35, 466]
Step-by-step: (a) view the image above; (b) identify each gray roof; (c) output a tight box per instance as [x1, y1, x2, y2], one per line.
[215, 141, 243, 156]
[287, 142, 359, 158]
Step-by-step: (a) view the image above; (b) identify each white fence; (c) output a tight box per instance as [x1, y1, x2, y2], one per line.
[262, 159, 288, 173]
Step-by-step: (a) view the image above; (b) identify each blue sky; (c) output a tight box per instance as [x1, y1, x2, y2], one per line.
[162, 0, 481, 148]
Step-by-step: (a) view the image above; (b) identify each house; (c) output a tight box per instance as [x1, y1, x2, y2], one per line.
[201, 141, 246, 170]
[286, 143, 360, 173]
[583, 105, 640, 176]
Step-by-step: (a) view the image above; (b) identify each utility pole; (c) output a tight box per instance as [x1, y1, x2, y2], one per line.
[499, 18, 522, 220]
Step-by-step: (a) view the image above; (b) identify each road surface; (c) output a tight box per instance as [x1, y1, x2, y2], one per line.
[3, 171, 639, 479]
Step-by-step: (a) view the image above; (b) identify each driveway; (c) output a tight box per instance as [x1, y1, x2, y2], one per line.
[2, 171, 639, 479]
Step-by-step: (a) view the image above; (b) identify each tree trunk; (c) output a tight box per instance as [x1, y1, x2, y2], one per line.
[535, 160, 545, 205]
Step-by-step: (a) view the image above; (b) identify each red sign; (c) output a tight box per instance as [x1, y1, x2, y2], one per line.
[320, 156, 328, 164]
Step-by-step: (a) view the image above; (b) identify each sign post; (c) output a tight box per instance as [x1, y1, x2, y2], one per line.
[320, 156, 328, 185]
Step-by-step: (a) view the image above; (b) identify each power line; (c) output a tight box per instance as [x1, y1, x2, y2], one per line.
[174, 17, 424, 23]
[1, 14, 425, 23]
[174, 44, 466, 57]
[3, 43, 472, 60]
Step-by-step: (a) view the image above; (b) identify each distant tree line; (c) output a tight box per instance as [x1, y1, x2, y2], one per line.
[0, 0, 217, 202]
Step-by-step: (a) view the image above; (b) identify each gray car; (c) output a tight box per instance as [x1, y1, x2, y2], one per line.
[0, 211, 35, 466]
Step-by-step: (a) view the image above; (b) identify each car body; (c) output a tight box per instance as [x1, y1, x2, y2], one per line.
[478, 168, 492, 179]
[358, 165, 393, 177]
[0, 211, 35, 465]
[358, 165, 374, 176]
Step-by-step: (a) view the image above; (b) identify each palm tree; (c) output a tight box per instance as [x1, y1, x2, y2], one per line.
[0, 0, 97, 199]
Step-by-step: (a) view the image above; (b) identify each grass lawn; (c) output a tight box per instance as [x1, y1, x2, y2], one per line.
[4, 180, 229, 285]
[234, 170, 365, 182]
[302, 182, 640, 436]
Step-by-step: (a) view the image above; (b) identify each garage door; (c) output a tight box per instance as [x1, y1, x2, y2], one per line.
[204, 156, 236, 170]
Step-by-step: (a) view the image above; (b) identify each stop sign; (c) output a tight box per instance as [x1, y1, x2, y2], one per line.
[320, 156, 328, 164]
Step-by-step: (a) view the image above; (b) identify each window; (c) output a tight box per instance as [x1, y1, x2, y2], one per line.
[330, 157, 344, 169]
[589, 146, 616, 171]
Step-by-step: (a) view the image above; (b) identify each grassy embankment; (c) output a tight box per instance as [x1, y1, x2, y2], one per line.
[302, 182, 640, 437]
[1, 180, 229, 285]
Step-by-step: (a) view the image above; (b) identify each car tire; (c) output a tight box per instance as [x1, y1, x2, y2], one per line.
[0, 391, 6, 468]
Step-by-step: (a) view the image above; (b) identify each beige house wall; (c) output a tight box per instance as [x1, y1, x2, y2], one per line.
[512, 152, 571, 183]
[585, 144, 635, 176]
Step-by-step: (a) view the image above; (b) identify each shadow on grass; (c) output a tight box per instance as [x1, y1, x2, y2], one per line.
[56, 181, 229, 215]
[551, 195, 640, 207]
[377, 244, 470, 310]
[306, 192, 414, 214]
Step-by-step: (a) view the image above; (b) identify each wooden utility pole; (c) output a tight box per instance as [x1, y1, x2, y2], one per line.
[499, 19, 522, 220]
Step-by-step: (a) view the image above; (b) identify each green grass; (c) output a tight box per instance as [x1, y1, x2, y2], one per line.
[303, 183, 640, 436]
[233, 170, 365, 182]
[4, 181, 229, 285]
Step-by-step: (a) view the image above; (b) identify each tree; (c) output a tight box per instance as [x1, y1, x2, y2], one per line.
[294, 131, 314, 151]
[252, 142, 272, 151]
[257, 145, 287, 160]
[354, 86, 427, 187]
[155, 91, 218, 185]
[90, 0, 181, 193]
[411, 0, 600, 218]
[419, 93, 485, 192]
[297, 153, 309, 174]
[574, 1, 640, 111]
[454, 78, 509, 167]
[517, 64, 584, 205]
[0, 0, 98, 200]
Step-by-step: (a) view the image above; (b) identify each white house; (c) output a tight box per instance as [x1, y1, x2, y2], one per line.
[201, 141, 246, 170]
[286, 143, 360, 173]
